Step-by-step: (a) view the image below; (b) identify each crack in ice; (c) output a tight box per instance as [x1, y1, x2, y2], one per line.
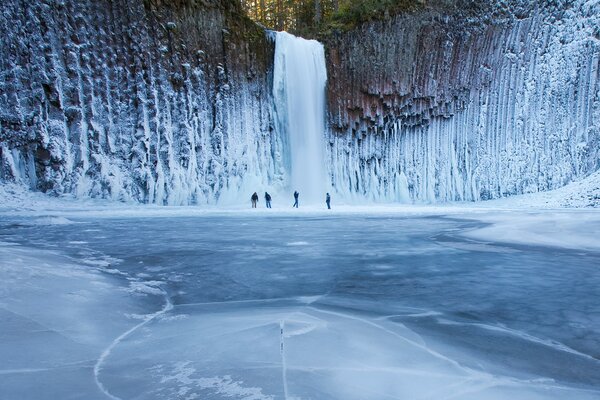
[93, 289, 173, 400]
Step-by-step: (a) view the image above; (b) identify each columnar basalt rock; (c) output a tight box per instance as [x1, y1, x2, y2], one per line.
[2, 0, 599, 205]
[324, 1, 600, 202]
[0, 0, 280, 204]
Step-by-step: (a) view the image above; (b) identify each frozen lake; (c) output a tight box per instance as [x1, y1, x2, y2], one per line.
[1, 212, 599, 399]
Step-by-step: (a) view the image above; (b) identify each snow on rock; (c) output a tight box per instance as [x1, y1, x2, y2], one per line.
[483, 169, 600, 208]
[0, 0, 280, 205]
[326, 0, 600, 203]
[1, 1, 599, 206]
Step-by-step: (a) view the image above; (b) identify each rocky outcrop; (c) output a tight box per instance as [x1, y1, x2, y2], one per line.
[0, 0, 279, 204]
[324, 1, 600, 201]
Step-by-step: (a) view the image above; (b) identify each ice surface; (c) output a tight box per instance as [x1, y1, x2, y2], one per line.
[0, 242, 166, 399]
[460, 211, 600, 252]
[1, 207, 599, 399]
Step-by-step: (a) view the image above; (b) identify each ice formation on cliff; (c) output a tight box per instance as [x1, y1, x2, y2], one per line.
[0, 0, 284, 205]
[326, 0, 600, 203]
[1, 0, 599, 205]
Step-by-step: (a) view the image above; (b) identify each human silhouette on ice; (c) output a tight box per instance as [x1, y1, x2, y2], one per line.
[265, 192, 272, 208]
[293, 191, 299, 208]
[326, 192, 331, 209]
[251, 192, 259, 208]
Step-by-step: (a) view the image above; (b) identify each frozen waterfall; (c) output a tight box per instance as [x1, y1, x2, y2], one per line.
[273, 31, 329, 204]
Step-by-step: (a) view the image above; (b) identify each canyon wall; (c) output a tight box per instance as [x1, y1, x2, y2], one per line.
[0, 0, 281, 204]
[325, 0, 600, 202]
[2, 0, 599, 204]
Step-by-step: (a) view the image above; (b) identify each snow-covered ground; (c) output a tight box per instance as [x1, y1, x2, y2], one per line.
[481, 170, 600, 209]
[0, 184, 599, 399]
[2, 173, 600, 252]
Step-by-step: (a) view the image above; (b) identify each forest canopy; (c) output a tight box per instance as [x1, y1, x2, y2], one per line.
[238, 0, 513, 35]
[239, 0, 426, 35]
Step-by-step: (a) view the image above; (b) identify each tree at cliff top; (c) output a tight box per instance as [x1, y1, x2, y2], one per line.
[241, 0, 421, 33]
[240, 0, 524, 35]
[240, 0, 340, 33]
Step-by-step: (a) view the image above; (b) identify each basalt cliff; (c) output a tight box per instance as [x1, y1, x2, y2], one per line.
[1, 0, 598, 204]
[324, 1, 599, 201]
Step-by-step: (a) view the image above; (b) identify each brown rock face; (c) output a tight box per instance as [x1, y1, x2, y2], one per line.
[323, 3, 600, 201]
[326, 15, 475, 135]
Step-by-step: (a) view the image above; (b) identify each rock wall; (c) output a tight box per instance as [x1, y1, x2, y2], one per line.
[0, 0, 281, 204]
[2, 0, 599, 205]
[325, 0, 600, 202]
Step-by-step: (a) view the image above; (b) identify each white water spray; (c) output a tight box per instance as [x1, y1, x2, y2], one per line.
[273, 31, 328, 204]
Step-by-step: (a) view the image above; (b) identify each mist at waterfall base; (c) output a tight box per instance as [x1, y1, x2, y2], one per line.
[273, 31, 329, 205]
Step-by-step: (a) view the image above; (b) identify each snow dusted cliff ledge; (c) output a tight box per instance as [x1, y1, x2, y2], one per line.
[325, 0, 600, 202]
[0, 0, 280, 204]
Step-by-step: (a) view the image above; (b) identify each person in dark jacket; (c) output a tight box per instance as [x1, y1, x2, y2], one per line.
[251, 192, 259, 208]
[265, 192, 272, 208]
[326, 192, 331, 209]
[293, 191, 299, 208]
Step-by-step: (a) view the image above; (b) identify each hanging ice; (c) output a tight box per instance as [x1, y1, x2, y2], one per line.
[273, 31, 328, 204]
[325, 4, 600, 203]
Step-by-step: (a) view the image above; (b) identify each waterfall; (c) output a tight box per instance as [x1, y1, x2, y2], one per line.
[273, 31, 328, 204]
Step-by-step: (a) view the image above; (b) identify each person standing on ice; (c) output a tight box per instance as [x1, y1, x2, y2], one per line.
[265, 192, 272, 208]
[326, 193, 331, 209]
[251, 192, 259, 208]
[293, 191, 299, 208]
